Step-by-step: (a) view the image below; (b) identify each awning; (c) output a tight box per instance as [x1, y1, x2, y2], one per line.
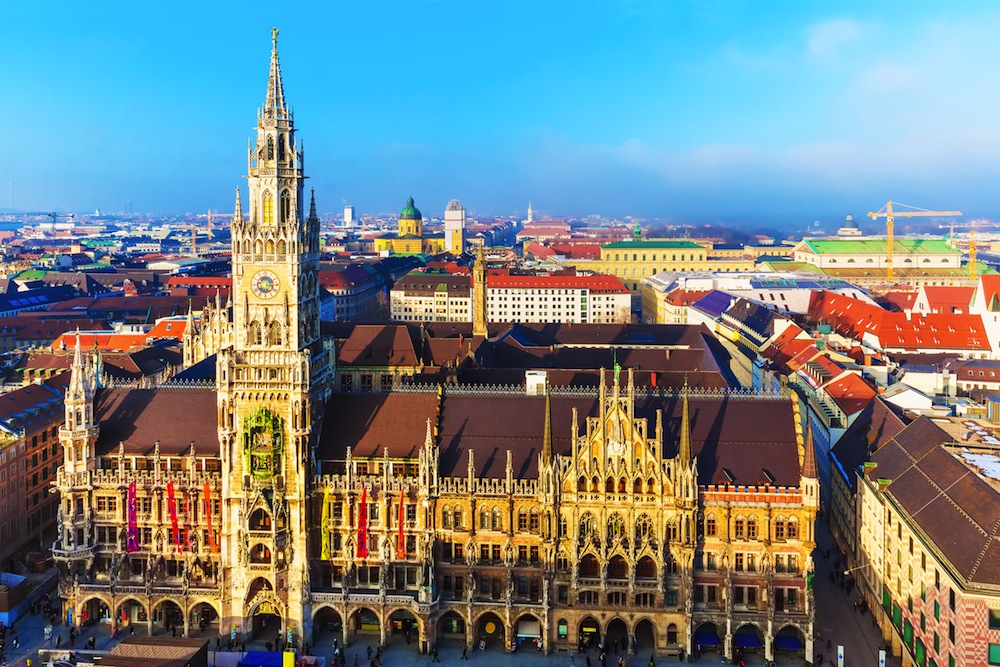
[775, 635, 804, 651]
[694, 631, 720, 647]
[516, 619, 541, 638]
[734, 633, 762, 649]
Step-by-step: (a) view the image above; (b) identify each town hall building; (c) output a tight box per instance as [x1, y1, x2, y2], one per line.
[52, 29, 817, 663]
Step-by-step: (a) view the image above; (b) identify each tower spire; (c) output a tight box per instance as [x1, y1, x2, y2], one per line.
[68, 330, 88, 399]
[232, 188, 243, 225]
[802, 421, 818, 479]
[308, 188, 318, 223]
[542, 380, 552, 460]
[678, 377, 691, 463]
[264, 27, 287, 119]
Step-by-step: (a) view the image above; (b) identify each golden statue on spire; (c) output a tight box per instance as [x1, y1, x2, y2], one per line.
[271, 26, 279, 45]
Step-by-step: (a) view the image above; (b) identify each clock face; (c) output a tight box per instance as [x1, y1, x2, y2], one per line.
[251, 270, 279, 299]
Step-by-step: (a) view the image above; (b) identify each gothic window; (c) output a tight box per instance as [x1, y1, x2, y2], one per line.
[559, 515, 567, 537]
[775, 518, 786, 541]
[265, 238, 275, 254]
[250, 544, 271, 563]
[647, 477, 655, 493]
[248, 321, 262, 346]
[263, 191, 274, 224]
[529, 509, 540, 533]
[636, 556, 656, 579]
[280, 190, 291, 224]
[249, 508, 271, 531]
[705, 514, 717, 537]
[607, 513, 625, 542]
[517, 510, 528, 532]
[255, 239, 264, 255]
[747, 516, 758, 539]
[735, 517, 745, 540]
[267, 321, 282, 346]
[277, 239, 287, 255]
[787, 518, 799, 539]
[278, 136, 286, 162]
[578, 476, 587, 492]
[605, 477, 615, 492]
[442, 506, 452, 529]
[490, 507, 501, 531]
[243, 240, 251, 254]
[453, 507, 463, 529]
[266, 137, 274, 161]
[635, 514, 653, 543]
[478, 507, 488, 530]
[579, 512, 597, 541]
[618, 477, 626, 493]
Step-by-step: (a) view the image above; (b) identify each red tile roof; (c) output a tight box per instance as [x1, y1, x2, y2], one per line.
[822, 372, 876, 415]
[665, 289, 712, 307]
[919, 286, 974, 314]
[488, 274, 629, 294]
[809, 291, 989, 351]
[879, 291, 917, 312]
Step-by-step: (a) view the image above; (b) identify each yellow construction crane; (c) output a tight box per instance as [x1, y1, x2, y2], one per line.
[867, 201, 962, 282]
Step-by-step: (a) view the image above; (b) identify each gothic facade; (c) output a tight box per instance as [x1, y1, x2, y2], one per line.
[52, 29, 817, 663]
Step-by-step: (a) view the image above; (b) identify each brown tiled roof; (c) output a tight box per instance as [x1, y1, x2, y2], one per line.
[867, 417, 1000, 586]
[336, 325, 419, 367]
[318, 393, 439, 460]
[319, 390, 801, 486]
[94, 388, 218, 456]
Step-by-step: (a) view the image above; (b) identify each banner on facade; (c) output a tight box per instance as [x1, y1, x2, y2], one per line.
[126, 481, 139, 553]
[321, 486, 331, 560]
[167, 481, 181, 552]
[205, 481, 219, 553]
[356, 486, 368, 559]
[396, 486, 406, 560]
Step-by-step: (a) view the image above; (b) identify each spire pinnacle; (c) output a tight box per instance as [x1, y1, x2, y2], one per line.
[678, 380, 691, 463]
[264, 27, 287, 119]
[802, 421, 818, 479]
[308, 188, 318, 223]
[542, 380, 553, 460]
[232, 188, 243, 225]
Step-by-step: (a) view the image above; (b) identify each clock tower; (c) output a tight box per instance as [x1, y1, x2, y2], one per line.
[217, 27, 330, 643]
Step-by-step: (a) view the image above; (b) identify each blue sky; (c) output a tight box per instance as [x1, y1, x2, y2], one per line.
[5, 1, 1000, 222]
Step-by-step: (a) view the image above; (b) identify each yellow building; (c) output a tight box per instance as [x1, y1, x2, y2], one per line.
[559, 241, 755, 291]
[374, 197, 447, 256]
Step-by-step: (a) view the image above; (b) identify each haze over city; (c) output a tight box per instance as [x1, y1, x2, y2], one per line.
[5, 1, 1000, 221]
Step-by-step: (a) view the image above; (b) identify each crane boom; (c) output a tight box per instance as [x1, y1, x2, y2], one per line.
[867, 201, 962, 282]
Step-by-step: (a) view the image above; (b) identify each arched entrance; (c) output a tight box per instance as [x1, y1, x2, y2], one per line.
[475, 612, 505, 652]
[116, 599, 148, 632]
[693, 622, 721, 658]
[605, 618, 628, 655]
[578, 616, 600, 652]
[188, 602, 219, 637]
[387, 609, 419, 648]
[313, 607, 343, 644]
[80, 597, 111, 627]
[438, 611, 465, 644]
[514, 613, 542, 652]
[733, 624, 764, 657]
[153, 600, 183, 637]
[775, 625, 806, 659]
[351, 607, 380, 636]
[579, 554, 599, 578]
[250, 602, 281, 644]
[634, 619, 655, 656]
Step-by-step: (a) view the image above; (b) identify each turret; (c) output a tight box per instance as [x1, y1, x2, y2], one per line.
[801, 421, 820, 512]
[60, 333, 99, 474]
[472, 246, 488, 337]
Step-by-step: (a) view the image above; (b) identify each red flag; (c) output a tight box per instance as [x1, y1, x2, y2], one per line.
[204, 481, 219, 553]
[126, 481, 139, 553]
[396, 487, 406, 560]
[167, 481, 181, 552]
[356, 486, 369, 559]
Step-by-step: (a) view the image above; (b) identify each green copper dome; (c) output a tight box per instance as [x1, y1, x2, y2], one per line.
[400, 196, 422, 221]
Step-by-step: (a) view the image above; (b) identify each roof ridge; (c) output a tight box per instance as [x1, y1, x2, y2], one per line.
[967, 512, 1000, 581]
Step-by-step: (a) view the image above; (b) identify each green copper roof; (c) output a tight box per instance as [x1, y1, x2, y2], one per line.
[400, 196, 422, 221]
[801, 239, 959, 255]
[603, 240, 703, 249]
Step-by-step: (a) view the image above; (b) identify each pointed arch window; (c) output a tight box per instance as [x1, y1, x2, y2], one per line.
[267, 321, 282, 346]
[248, 321, 262, 346]
[280, 190, 291, 224]
[705, 514, 717, 537]
[529, 509, 540, 533]
[747, 516, 758, 540]
[442, 506, 452, 529]
[266, 137, 275, 161]
[278, 136, 286, 162]
[490, 507, 502, 531]
[453, 506, 463, 529]
[262, 191, 274, 224]
[478, 506, 489, 530]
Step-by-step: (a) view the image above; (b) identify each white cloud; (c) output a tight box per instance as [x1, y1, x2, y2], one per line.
[806, 18, 863, 58]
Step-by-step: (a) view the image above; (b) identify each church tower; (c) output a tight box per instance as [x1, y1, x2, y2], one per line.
[217, 27, 330, 644]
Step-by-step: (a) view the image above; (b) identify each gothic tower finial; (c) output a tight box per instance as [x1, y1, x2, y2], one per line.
[472, 245, 488, 338]
[542, 379, 553, 460]
[232, 187, 243, 225]
[68, 331, 88, 401]
[309, 188, 318, 223]
[678, 378, 691, 464]
[264, 27, 287, 119]
[802, 421, 818, 479]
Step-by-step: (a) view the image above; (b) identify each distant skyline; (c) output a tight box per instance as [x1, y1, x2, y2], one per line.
[5, 1, 1000, 221]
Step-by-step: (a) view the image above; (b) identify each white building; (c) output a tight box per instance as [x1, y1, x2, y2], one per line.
[444, 199, 465, 254]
